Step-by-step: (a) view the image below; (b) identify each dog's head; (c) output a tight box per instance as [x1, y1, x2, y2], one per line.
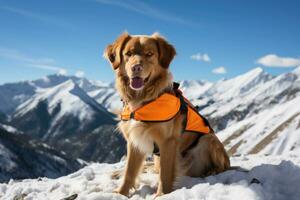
[104, 32, 176, 91]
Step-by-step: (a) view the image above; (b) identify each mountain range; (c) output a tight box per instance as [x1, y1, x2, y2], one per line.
[0, 75, 126, 182]
[0, 66, 300, 181]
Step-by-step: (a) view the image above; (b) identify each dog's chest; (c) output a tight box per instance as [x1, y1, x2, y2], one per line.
[120, 120, 154, 154]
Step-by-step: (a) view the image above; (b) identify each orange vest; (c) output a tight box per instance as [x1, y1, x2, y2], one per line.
[121, 91, 212, 135]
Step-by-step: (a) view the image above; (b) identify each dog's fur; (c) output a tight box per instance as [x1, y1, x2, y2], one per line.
[104, 32, 230, 197]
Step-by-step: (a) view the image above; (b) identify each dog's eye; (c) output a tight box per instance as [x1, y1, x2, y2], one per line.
[146, 52, 153, 57]
[125, 51, 132, 57]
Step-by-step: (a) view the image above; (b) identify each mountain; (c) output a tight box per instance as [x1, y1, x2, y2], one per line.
[175, 67, 300, 156]
[219, 94, 300, 156]
[178, 80, 213, 100]
[0, 74, 110, 114]
[54, 125, 126, 163]
[189, 68, 273, 130]
[32, 74, 107, 93]
[0, 126, 82, 182]
[214, 67, 300, 156]
[0, 75, 126, 165]
[0, 81, 36, 115]
[86, 82, 122, 113]
[12, 80, 115, 140]
[8, 79, 126, 164]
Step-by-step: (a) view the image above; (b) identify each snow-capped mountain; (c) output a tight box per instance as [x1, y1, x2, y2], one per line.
[189, 68, 273, 129]
[87, 82, 122, 114]
[183, 67, 299, 132]
[214, 67, 300, 156]
[178, 80, 213, 100]
[0, 127, 82, 182]
[10, 79, 126, 163]
[0, 74, 112, 115]
[12, 79, 115, 140]
[0, 81, 36, 115]
[0, 75, 126, 164]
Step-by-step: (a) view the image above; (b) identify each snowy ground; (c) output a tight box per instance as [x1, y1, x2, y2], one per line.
[1, 153, 300, 200]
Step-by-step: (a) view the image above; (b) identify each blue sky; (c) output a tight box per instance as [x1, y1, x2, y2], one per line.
[0, 0, 300, 84]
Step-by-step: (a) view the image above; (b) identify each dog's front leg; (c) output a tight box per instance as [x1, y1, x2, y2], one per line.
[156, 138, 177, 196]
[117, 142, 145, 196]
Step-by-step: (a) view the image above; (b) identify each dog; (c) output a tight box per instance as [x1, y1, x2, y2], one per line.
[104, 32, 230, 197]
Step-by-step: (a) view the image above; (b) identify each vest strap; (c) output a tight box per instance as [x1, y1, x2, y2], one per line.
[130, 112, 135, 119]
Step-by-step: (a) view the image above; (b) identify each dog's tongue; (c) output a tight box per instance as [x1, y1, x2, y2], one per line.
[131, 77, 144, 89]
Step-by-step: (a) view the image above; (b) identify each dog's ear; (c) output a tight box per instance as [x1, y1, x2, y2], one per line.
[104, 32, 131, 70]
[152, 33, 176, 69]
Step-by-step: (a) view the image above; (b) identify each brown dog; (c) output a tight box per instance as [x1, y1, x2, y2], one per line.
[104, 32, 230, 197]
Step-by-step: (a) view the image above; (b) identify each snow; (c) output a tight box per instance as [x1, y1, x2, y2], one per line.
[0, 123, 22, 134]
[14, 80, 109, 132]
[179, 80, 212, 100]
[292, 65, 300, 75]
[164, 159, 300, 200]
[217, 94, 300, 155]
[88, 87, 122, 113]
[204, 67, 271, 100]
[1, 154, 300, 200]
[15, 80, 92, 120]
[186, 67, 274, 121]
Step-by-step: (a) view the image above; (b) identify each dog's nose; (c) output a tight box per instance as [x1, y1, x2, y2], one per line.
[131, 64, 142, 73]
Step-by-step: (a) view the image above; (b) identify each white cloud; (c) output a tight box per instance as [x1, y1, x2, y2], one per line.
[0, 47, 67, 75]
[75, 70, 85, 78]
[190, 53, 211, 62]
[257, 54, 300, 67]
[212, 66, 227, 74]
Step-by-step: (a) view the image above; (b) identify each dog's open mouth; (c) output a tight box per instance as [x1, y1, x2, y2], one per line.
[131, 77, 144, 89]
[130, 74, 151, 90]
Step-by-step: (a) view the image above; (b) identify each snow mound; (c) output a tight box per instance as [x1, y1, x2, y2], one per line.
[1, 154, 299, 200]
[165, 159, 299, 200]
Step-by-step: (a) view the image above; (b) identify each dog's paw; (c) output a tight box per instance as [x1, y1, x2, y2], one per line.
[153, 191, 164, 199]
[113, 187, 130, 197]
[154, 185, 164, 199]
